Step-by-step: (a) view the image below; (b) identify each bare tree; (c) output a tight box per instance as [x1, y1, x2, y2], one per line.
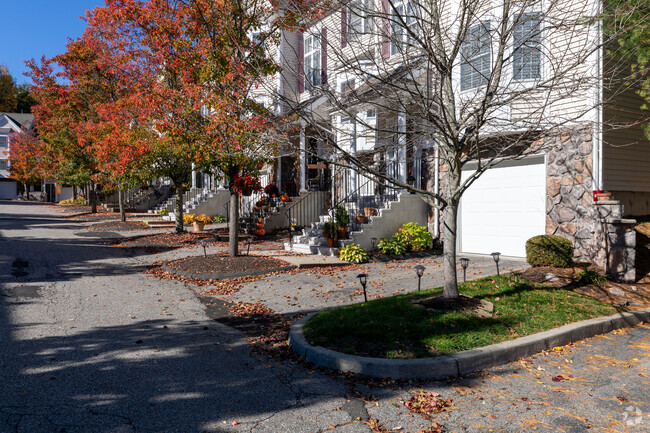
[269, 0, 649, 297]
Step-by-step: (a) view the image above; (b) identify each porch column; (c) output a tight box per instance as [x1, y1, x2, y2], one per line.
[397, 106, 407, 185]
[300, 123, 307, 192]
[191, 163, 197, 189]
[276, 154, 282, 191]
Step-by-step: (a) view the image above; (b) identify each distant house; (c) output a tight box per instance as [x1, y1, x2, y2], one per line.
[0, 112, 35, 199]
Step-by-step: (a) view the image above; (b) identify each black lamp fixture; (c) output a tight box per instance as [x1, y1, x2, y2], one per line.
[459, 257, 470, 282]
[357, 273, 368, 302]
[371, 237, 377, 253]
[414, 265, 426, 291]
[491, 252, 501, 276]
[200, 239, 207, 258]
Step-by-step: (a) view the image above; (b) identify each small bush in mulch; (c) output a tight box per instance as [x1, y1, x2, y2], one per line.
[526, 234, 573, 268]
[166, 254, 291, 276]
[118, 232, 218, 247]
[89, 220, 150, 231]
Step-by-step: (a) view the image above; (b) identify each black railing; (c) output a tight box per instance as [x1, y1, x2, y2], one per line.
[284, 190, 328, 243]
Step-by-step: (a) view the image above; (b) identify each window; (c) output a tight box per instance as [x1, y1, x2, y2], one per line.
[0, 136, 7, 148]
[340, 79, 355, 96]
[461, 22, 492, 91]
[340, 115, 351, 124]
[304, 32, 321, 91]
[348, 0, 373, 42]
[0, 160, 7, 170]
[366, 109, 376, 118]
[391, 1, 416, 56]
[513, 13, 541, 81]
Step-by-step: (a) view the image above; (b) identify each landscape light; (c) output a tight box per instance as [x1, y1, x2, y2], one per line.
[459, 257, 470, 282]
[414, 265, 426, 291]
[357, 273, 368, 302]
[491, 252, 501, 276]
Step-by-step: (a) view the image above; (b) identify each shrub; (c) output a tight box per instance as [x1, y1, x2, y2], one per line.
[377, 238, 406, 255]
[577, 267, 607, 285]
[157, 208, 169, 215]
[59, 197, 87, 206]
[322, 221, 336, 239]
[193, 214, 213, 223]
[183, 214, 195, 225]
[394, 222, 432, 251]
[338, 244, 369, 263]
[334, 206, 350, 228]
[525, 235, 573, 268]
[212, 214, 227, 223]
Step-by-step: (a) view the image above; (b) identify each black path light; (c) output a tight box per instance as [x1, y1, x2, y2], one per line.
[200, 239, 207, 257]
[459, 257, 470, 283]
[357, 273, 368, 302]
[414, 265, 426, 291]
[491, 252, 501, 276]
[370, 237, 377, 253]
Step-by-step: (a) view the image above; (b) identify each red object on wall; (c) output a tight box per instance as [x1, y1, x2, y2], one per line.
[593, 190, 603, 201]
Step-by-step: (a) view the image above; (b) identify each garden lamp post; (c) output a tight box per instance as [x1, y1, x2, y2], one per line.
[200, 240, 207, 258]
[247, 235, 253, 255]
[371, 237, 377, 253]
[414, 265, 426, 291]
[491, 252, 501, 276]
[357, 273, 368, 302]
[459, 257, 470, 282]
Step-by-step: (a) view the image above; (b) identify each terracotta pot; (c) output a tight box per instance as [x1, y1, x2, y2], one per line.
[336, 227, 348, 240]
[355, 215, 367, 224]
[364, 207, 378, 217]
[193, 221, 205, 232]
[326, 238, 335, 248]
[596, 192, 613, 201]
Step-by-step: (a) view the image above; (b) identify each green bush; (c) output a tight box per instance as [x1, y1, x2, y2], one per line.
[377, 238, 406, 255]
[334, 206, 349, 228]
[525, 235, 573, 268]
[212, 214, 227, 223]
[394, 222, 433, 251]
[338, 244, 369, 263]
[577, 267, 607, 285]
[157, 208, 169, 215]
[322, 221, 337, 239]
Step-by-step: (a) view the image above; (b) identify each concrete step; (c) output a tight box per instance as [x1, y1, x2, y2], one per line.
[145, 220, 175, 227]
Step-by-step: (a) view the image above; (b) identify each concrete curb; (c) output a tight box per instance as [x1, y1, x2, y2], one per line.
[161, 262, 297, 280]
[288, 308, 650, 380]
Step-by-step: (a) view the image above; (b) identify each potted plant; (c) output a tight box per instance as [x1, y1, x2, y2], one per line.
[264, 183, 279, 197]
[322, 221, 337, 248]
[334, 206, 349, 240]
[231, 174, 262, 196]
[192, 214, 213, 232]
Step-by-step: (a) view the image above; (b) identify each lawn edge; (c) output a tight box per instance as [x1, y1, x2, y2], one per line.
[288, 308, 650, 380]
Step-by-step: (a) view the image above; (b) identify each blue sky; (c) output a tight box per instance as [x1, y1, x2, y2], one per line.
[0, 0, 106, 84]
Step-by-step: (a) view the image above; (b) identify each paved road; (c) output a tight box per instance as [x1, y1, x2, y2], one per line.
[0, 201, 648, 432]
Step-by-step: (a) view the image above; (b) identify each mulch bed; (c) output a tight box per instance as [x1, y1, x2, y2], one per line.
[166, 254, 294, 278]
[88, 220, 150, 231]
[413, 294, 486, 312]
[117, 232, 219, 247]
[519, 266, 650, 307]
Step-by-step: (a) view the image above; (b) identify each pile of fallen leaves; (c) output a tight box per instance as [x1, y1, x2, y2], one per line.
[120, 232, 218, 247]
[144, 262, 244, 295]
[401, 390, 452, 418]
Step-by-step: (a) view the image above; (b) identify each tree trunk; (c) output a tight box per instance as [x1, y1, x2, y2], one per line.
[73, 186, 77, 201]
[442, 201, 460, 298]
[228, 191, 239, 257]
[174, 187, 184, 234]
[118, 187, 126, 222]
[90, 183, 97, 213]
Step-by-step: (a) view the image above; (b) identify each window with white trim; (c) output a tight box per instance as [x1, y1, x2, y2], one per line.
[513, 13, 541, 81]
[461, 22, 492, 91]
[348, 0, 373, 42]
[304, 32, 321, 91]
[391, 1, 416, 56]
[0, 136, 7, 148]
[0, 160, 7, 170]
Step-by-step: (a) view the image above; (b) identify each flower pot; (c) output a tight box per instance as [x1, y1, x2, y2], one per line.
[355, 215, 367, 224]
[336, 227, 348, 240]
[364, 207, 377, 217]
[193, 221, 205, 232]
[241, 188, 252, 196]
[326, 238, 335, 248]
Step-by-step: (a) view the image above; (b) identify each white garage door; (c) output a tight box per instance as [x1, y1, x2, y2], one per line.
[0, 181, 16, 199]
[459, 156, 546, 257]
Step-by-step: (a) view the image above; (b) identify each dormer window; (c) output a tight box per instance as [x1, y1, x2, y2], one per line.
[304, 32, 321, 91]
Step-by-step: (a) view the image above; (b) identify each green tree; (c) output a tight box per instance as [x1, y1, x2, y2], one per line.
[0, 65, 17, 112]
[15, 83, 36, 113]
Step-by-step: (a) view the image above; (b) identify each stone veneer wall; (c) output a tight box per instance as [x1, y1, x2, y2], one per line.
[545, 125, 636, 281]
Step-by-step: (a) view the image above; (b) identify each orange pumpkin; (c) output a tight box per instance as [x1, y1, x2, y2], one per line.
[253, 229, 265, 236]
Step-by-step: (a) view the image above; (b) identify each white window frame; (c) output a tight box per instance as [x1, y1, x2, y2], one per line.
[0, 160, 7, 170]
[512, 12, 542, 81]
[348, 0, 373, 42]
[390, 0, 416, 57]
[460, 22, 492, 91]
[304, 31, 321, 91]
[0, 135, 7, 148]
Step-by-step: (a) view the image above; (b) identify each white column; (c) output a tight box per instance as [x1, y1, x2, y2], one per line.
[397, 107, 407, 184]
[276, 155, 282, 190]
[191, 163, 197, 189]
[299, 124, 307, 192]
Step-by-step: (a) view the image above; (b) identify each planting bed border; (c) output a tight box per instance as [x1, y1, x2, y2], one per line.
[289, 308, 650, 380]
[161, 261, 297, 280]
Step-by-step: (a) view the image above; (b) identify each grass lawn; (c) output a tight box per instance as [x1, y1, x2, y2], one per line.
[303, 276, 617, 359]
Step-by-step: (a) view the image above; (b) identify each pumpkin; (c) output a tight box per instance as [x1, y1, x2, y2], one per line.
[258, 218, 264, 223]
[254, 229, 265, 236]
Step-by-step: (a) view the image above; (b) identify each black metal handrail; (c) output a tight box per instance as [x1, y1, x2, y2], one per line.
[284, 191, 328, 243]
